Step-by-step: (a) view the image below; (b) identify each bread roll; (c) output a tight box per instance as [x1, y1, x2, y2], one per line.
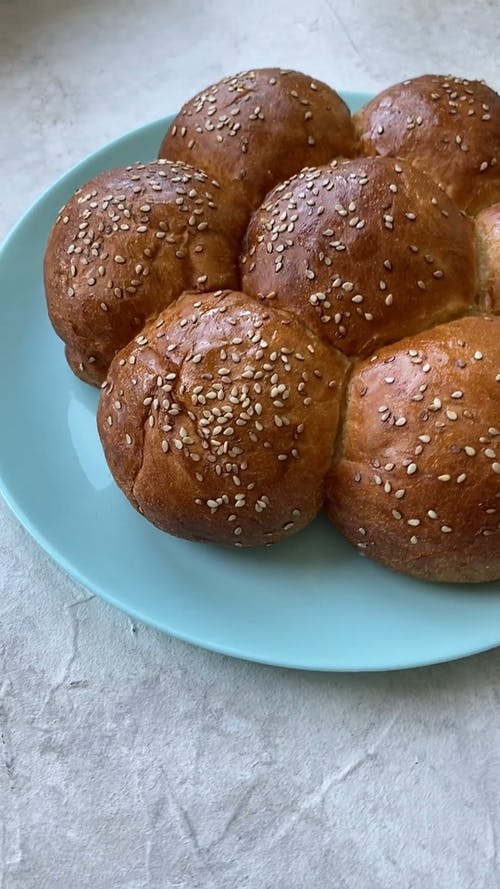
[354, 74, 500, 214]
[97, 290, 348, 546]
[241, 157, 475, 357]
[42, 66, 500, 582]
[44, 160, 244, 385]
[326, 315, 500, 582]
[158, 68, 356, 219]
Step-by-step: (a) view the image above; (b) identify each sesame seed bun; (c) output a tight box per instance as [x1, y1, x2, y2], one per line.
[354, 74, 500, 214]
[158, 68, 356, 219]
[241, 157, 476, 357]
[97, 290, 348, 546]
[326, 315, 500, 582]
[44, 160, 245, 386]
[42, 68, 500, 580]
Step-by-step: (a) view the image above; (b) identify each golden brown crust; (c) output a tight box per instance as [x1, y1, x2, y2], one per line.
[241, 157, 476, 357]
[476, 203, 500, 312]
[44, 160, 244, 385]
[326, 315, 500, 582]
[97, 290, 348, 546]
[64, 344, 108, 387]
[158, 68, 356, 216]
[354, 74, 500, 214]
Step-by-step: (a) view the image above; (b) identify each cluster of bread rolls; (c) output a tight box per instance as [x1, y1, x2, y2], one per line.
[44, 68, 500, 582]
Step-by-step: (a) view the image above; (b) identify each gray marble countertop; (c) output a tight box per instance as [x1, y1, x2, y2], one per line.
[1, 2, 500, 887]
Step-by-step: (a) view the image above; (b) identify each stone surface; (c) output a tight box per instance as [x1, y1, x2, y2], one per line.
[1, 1, 500, 886]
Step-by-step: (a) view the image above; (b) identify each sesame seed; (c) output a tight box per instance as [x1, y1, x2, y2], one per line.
[407, 463, 417, 475]
[492, 463, 500, 474]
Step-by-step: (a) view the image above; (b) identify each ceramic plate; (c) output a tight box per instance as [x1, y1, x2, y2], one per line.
[1, 92, 500, 671]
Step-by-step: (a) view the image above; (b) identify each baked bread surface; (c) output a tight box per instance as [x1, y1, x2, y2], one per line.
[241, 157, 476, 356]
[42, 67, 500, 580]
[326, 315, 500, 581]
[44, 160, 244, 385]
[97, 290, 348, 546]
[159, 68, 356, 216]
[354, 74, 500, 214]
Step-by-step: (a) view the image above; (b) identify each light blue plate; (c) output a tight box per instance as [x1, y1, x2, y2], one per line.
[1, 92, 500, 671]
